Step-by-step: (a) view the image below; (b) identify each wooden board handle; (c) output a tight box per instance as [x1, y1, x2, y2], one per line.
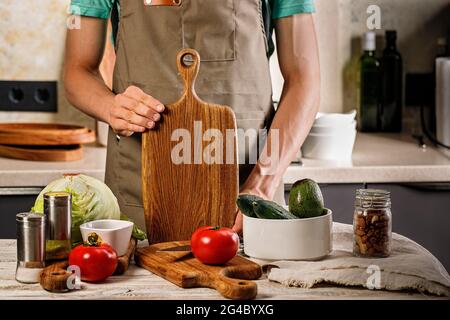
[176, 48, 201, 100]
[209, 264, 261, 300]
[213, 275, 258, 300]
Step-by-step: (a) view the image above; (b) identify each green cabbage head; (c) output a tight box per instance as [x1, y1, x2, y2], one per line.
[31, 174, 146, 246]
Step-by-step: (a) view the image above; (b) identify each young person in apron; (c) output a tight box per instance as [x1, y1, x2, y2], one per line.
[64, 0, 320, 233]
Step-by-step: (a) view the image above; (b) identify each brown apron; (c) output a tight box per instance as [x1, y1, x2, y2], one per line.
[105, 0, 281, 229]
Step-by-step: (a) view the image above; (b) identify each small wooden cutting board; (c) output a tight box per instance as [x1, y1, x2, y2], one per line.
[141, 49, 239, 244]
[135, 241, 262, 300]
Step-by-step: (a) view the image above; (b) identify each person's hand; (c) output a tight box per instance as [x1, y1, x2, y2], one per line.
[108, 85, 165, 137]
[232, 189, 268, 236]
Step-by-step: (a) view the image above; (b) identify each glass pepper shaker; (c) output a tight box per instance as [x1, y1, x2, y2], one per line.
[353, 189, 392, 257]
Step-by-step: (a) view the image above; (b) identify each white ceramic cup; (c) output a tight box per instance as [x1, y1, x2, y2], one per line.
[80, 219, 133, 256]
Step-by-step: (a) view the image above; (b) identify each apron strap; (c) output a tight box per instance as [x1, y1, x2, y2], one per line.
[111, 2, 119, 47]
[261, 0, 272, 56]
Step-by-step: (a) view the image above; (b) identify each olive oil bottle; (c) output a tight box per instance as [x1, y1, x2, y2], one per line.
[380, 31, 403, 132]
[359, 32, 381, 132]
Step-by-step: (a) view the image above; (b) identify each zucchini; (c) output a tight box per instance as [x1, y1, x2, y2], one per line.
[253, 200, 297, 220]
[236, 194, 264, 217]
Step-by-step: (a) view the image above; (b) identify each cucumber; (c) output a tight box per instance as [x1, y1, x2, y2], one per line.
[236, 194, 264, 217]
[253, 200, 297, 220]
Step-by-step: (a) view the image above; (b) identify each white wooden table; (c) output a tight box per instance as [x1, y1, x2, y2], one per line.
[0, 240, 441, 300]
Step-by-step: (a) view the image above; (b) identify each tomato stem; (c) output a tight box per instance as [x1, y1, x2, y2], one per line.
[85, 232, 101, 247]
[209, 226, 221, 231]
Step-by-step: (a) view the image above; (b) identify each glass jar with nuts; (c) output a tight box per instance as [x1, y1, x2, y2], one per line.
[353, 189, 392, 257]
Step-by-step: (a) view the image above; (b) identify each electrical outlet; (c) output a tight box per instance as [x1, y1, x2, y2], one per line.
[0, 81, 57, 112]
[405, 73, 434, 108]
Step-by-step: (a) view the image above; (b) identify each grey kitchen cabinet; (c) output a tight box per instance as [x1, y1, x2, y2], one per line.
[367, 183, 450, 273]
[286, 183, 450, 272]
[0, 188, 42, 239]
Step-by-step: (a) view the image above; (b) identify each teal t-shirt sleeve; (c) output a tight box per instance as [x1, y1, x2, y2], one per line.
[272, 0, 315, 19]
[69, 0, 114, 19]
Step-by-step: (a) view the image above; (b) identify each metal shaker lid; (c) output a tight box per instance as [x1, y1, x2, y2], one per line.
[44, 191, 71, 205]
[16, 212, 45, 225]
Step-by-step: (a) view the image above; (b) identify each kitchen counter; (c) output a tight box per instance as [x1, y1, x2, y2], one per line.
[0, 240, 442, 300]
[284, 133, 450, 184]
[1, 134, 450, 189]
[0, 145, 107, 188]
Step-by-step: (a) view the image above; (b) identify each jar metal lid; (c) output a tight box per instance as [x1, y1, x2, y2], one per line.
[356, 188, 390, 197]
[355, 189, 391, 208]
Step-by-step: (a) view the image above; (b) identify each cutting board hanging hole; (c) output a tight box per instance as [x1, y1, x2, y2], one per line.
[177, 49, 200, 99]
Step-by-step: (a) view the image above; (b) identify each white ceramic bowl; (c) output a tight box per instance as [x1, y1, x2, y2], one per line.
[243, 209, 333, 261]
[310, 120, 357, 134]
[302, 129, 356, 161]
[314, 110, 356, 126]
[80, 219, 133, 256]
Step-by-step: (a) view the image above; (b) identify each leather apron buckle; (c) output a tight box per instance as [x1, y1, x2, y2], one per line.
[143, 0, 182, 6]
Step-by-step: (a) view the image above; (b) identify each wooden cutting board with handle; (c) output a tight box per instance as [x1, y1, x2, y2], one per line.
[142, 48, 238, 244]
[135, 241, 262, 300]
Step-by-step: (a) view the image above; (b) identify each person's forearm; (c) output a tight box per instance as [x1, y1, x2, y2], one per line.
[64, 16, 163, 137]
[64, 65, 114, 124]
[242, 74, 320, 199]
[242, 14, 320, 200]
[63, 17, 114, 124]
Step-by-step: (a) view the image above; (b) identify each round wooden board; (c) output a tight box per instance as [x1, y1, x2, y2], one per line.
[0, 144, 83, 162]
[0, 123, 96, 146]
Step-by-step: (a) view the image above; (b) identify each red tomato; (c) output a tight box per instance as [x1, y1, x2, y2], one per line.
[191, 226, 239, 265]
[69, 239, 118, 282]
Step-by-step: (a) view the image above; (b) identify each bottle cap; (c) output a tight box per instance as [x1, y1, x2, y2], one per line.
[386, 30, 397, 42]
[363, 32, 376, 51]
[437, 37, 447, 46]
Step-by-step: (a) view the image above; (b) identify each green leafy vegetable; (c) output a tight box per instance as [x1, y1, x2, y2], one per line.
[31, 174, 146, 246]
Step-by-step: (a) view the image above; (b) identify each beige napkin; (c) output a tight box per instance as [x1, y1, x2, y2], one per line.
[256, 223, 450, 296]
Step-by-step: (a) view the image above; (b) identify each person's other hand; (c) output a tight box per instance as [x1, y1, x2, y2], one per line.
[109, 85, 165, 136]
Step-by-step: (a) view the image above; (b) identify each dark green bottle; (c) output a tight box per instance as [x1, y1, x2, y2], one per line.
[380, 31, 403, 132]
[359, 32, 381, 132]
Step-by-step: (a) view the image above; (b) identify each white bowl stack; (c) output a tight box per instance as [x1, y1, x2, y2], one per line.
[302, 110, 357, 161]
